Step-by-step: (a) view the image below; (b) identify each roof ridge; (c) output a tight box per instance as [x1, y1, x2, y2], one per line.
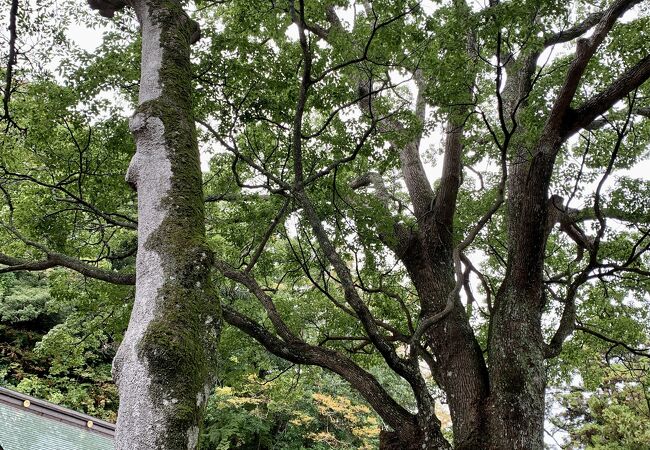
[0, 386, 115, 438]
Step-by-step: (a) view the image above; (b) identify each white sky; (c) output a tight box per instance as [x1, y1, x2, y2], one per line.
[68, 23, 103, 52]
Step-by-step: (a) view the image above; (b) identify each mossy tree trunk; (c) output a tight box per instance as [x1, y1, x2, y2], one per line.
[89, 1, 220, 449]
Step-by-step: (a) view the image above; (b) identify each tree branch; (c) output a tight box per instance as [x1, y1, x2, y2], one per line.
[565, 54, 650, 136]
[545, 0, 644, 136]
[0, 251, 135, 285]
[1, 0, 23, 131]
[544, 10, 607, 47]
[220, 306, 426, 438]
[576, 323, 650, 358]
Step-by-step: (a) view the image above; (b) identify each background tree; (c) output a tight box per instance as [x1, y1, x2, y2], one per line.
[550, 356, 650, 448]
[2, 0, 650, 449]
[0, 271, 125, 422]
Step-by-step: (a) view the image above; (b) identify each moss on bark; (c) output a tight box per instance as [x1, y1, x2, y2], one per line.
[128, 1, 221, 448]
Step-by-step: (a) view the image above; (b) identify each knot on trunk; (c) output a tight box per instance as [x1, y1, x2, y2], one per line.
[87, 0, 128, 18]
[188, 18, 201, 44]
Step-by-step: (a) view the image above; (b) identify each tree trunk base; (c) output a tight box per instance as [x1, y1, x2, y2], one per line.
[380, 430, 418, 450]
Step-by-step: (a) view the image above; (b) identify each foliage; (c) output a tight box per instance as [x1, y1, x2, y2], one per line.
[0, 271, 129, 421]
[0, 273, 50, 323]
[202, 370, 380, 450]
[550, 360, 650, 449]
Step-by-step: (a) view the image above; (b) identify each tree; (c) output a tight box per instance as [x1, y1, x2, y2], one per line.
[3, 0, 219, 448]
[0, 271, 124, 422]
[550, 358, 650, 449]
[1, 0, 650, 449]
[83, 1, 221, 449]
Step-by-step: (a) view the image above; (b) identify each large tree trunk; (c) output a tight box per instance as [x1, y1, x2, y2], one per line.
[487, 284, 546, 450]
[403, 250, 490, 449]
[89, 1, 221, 449]
[485, 145, 555, 450]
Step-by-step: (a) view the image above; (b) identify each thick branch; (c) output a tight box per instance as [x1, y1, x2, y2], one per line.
[221, 305, 425, 436]
[290, 0, 312, 187]
[545, 0, 644, 135]
[411, 174, 505, 343]
[565, 54, 650, 136]
[0, 251, 135, 285]
[432, 116, 465, 236]
[381, 82, 433, 221]
[544, 10, 607, 47]
[432, 0, 478, 234]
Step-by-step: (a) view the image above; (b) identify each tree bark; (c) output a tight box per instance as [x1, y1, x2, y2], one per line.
[487, 283, 546, 450]
[483, 140, 554, 450]
[401, 245, 489, 449]
[379, 429, 424, 450]
[89, 1, 220, 449]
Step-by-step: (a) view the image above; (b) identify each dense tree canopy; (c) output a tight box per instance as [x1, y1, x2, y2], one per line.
[1, 0, 650, 448]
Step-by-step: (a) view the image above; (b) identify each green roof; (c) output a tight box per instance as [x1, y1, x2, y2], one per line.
[0, 387, 114, 450]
